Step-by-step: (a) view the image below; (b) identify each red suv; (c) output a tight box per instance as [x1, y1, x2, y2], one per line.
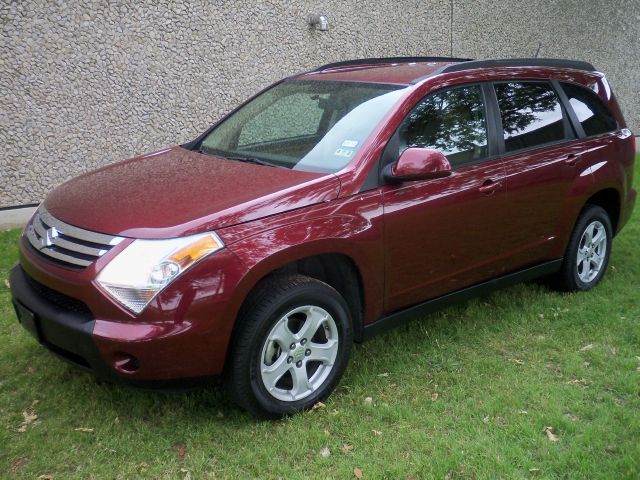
[10, 57, 636, 417]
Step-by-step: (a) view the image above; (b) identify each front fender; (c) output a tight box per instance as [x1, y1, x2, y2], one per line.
[218, 190, 386, 332]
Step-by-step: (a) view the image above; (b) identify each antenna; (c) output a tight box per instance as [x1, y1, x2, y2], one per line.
[534, 42, 542, 58]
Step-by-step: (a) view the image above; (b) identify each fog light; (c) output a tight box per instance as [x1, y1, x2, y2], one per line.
[113, 353, 140, 373]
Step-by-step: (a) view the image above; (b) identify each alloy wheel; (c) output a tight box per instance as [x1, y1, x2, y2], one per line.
[260, 305, 339, 402]
[576, 220, 607, 283]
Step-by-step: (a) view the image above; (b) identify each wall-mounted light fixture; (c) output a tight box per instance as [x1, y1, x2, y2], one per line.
[308, 14, 329, 31]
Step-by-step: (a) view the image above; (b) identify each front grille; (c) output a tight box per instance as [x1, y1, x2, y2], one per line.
[23, 272, 93, 318]
[26, 207, 124, 269]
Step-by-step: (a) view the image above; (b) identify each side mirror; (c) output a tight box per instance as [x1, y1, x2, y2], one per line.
[383, 147, 452, 183]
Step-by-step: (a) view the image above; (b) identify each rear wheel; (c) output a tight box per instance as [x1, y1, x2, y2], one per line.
[225, 274, 352, 418]
[555, 205, 612, 291]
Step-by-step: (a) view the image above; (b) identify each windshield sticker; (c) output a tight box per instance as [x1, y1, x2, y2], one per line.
[334, 148, 354, 158]
[341, 140, 359, 148]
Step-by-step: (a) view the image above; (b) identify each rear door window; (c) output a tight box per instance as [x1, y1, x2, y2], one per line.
[494, 82, 569, 153]
[561, 82, 618, 137]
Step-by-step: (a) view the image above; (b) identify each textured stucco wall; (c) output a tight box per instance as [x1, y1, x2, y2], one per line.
[1, 0, 639, 207]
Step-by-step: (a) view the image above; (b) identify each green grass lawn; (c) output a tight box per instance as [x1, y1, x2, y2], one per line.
[1, 163, 639, 479]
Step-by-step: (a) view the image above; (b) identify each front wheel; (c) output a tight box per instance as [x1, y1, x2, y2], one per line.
[225, 274, 353, 418]
[555, 204, 612, 291]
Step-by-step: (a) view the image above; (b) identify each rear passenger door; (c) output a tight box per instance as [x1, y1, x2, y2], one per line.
[491, 81, 583, 268]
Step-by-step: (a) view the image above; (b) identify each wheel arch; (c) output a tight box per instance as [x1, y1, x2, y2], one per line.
[584, 187, 621, 234]
[221, 240, 377, 374]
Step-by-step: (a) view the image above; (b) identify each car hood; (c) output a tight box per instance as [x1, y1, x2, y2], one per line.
[44, 147, 340, 239]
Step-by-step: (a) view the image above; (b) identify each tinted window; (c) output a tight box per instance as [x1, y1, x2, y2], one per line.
[398, 85, 488, 166]
[494, 82, 567, 152]
[561, 82, 618, 137]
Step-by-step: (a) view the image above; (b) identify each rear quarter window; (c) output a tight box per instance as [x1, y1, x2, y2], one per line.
[561, 82, 618, 137]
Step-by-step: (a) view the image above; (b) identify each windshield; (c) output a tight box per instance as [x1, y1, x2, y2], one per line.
[198, 80, 406, 173]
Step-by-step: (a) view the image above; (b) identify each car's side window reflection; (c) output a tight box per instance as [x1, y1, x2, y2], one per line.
[494, 81, 569, 152]
[398, 85, 489, 167]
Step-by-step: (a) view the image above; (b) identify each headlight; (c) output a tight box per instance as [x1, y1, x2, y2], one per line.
[96, 232, 224, 314]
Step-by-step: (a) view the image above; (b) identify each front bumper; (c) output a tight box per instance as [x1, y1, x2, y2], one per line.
[11, 235, 248, 382]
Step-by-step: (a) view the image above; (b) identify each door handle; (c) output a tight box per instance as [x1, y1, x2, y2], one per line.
[564, 153, 582, 166]
[478, 179, 502, 195]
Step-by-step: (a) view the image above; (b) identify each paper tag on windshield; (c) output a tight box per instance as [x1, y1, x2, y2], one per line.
[341, 140, 358, 148]
[334, 148, 354, 158]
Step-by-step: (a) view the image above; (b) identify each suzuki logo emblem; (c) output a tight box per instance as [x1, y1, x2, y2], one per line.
[41, 226, 59, 248]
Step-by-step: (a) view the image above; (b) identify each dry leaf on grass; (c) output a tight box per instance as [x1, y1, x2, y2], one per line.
[567, 378, 589, 386]
[377, 372, 389, 377]
[578, 343, 594, 352]
[10, 456, 28, 474]
[543, 426, 559, 442]
[23, 410, 38, 424]
[38, 475, 53, 480]
[311, 401, 326, 410]
[342, 443, 354, 453]
[482, 415, 490, 424]
[364, 397, 373, 405]
[513, 358, 525, 365]
[74, 427, 93, 433]
[177, 446, 186, 458]
[431, 392, 439, 401]
[17, 407, 39, 432]
[4, 278, 9, 288]
[354, 467, 363, 478]
[371, 429, 382, 436]
[319, 446, 331, 458]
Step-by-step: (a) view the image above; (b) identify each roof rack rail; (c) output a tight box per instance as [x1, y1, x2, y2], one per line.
[310, 56, 473, 73]
[437, 58, 596, 75]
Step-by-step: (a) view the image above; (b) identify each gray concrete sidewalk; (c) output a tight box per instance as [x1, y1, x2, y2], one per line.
[0, 206, 36, 230]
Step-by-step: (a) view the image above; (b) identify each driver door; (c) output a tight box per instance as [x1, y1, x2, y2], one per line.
[383, 83, 509, 312]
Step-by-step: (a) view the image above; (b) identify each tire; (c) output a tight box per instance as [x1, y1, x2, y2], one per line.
[555, 205, 612, 292]
[225, 274, 353, 418]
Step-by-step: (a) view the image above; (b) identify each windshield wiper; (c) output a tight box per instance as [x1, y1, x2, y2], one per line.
[224, 156, 284, 168]
[196, 146, 284, 169]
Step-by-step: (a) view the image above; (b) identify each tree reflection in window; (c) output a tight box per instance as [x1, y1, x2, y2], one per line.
[398, 85, 488, 166]
[494, 82, 568, 152]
